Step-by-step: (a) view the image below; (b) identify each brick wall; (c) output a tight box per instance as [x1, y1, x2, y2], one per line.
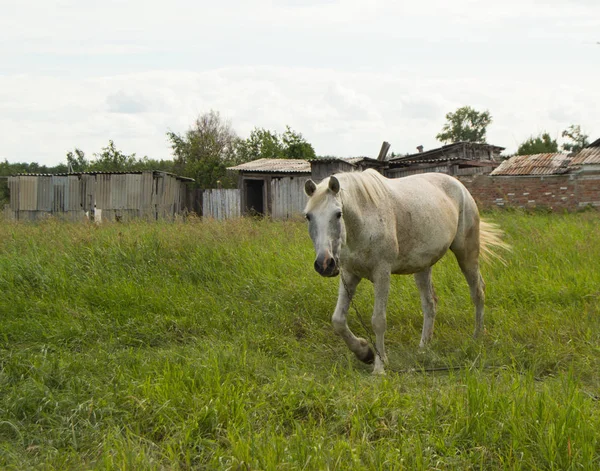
[458, 172, 600, 211]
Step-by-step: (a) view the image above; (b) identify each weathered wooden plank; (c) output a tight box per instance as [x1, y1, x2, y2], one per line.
[377, 141, 391, 161]
[270, 176, 309, 219]
[202, 189, 240, 220]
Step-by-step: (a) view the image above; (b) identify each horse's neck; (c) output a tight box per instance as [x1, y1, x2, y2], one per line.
[341, 202, 371, 249]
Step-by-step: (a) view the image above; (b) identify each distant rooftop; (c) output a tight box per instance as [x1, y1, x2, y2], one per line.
[389, 141, 505, 163]
[310, 156, 386, 166]
[570, 138, 600, 166]
[490, 153, 572, 176]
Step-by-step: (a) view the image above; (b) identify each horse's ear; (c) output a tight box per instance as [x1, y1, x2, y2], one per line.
[305, 179, 317, 197]
[328, 176, 340, 195]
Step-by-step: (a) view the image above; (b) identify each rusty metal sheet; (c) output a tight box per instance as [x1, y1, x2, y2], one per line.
[490, 153, 572, 176]
[570, 147, 600, 165]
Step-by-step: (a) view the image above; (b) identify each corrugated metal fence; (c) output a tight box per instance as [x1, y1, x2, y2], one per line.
[5, 171, 191, 222]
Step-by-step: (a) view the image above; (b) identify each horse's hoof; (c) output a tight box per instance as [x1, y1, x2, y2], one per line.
[358, 347, 375, 364]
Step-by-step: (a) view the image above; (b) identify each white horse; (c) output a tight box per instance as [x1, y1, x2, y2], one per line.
[304, 169, 508, 375]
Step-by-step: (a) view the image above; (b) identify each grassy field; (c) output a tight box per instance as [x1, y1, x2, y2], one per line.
[0, 211, 599, 470]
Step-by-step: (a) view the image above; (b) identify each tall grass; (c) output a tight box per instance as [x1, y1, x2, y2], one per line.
[0, 212, 599, 469]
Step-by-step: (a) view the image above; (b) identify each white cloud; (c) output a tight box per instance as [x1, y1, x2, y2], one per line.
[0, 0, 599, 164]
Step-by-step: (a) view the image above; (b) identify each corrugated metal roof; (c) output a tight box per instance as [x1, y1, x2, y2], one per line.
[570, 141, 600, 165]
[490, 153, 572, 176]
[389, 141, 505, 163]
[228, 158, 311, 173]
[588, 137, 600, 147]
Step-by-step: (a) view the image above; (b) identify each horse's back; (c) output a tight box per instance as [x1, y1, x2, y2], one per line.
[388, 172, 470, 201]
[381, 173, 481, 270]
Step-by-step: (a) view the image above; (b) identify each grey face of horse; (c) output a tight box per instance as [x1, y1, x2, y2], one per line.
[304, 176, 344, 277]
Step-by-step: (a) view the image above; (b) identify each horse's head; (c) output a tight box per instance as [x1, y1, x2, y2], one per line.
[304, 176, 344, 277]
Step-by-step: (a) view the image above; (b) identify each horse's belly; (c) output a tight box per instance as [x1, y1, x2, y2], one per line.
[342, 244, 449, 278]
[391, 244, 450, 275]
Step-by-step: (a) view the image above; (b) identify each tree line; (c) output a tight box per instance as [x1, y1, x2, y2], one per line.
[0, 106, 592, 206]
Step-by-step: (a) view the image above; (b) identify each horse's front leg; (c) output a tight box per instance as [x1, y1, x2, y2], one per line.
[372, 271, 390, 375]
[331, 271, 374, 364]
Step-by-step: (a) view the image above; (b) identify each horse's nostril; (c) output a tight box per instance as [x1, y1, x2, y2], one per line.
[314, 260, 322, 273]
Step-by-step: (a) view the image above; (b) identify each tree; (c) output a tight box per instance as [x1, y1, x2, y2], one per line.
[0, 159, 53, 175]
[235, 127, 283, 162]
[131, 157, 176, 173]
[66, 148, 89, 172]
[167, 110, 240, 188]
[516, 133, 558, 155]
[561, 125, 589, 154]
[235, 125, 316, 162]
[436, 106, 492, 144]
[65, 145, 175, 173]
[88, 140, 138, 172]
[281, 126, 316, 159]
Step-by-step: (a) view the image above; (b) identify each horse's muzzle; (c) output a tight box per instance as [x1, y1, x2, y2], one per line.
[314, 256, 340, 277]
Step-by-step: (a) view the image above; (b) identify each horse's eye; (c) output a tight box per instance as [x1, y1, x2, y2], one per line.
[336, 212, 342, 219]
[305, 214, 311, 222]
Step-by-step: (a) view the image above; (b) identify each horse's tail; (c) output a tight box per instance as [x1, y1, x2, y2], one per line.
[479, 219, 511, 265]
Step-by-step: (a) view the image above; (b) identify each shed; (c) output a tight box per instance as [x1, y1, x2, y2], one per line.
[387, 142, 505, 178]
[5, 171, 194, 222]
[227, 158, 311, 218]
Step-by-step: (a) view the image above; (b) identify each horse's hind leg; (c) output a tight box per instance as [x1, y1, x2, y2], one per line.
[454, 249, 486, 338]
[414, 267, 438, 348]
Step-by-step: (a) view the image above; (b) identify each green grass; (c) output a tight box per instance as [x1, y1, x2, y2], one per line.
[0, 212, 599, 470]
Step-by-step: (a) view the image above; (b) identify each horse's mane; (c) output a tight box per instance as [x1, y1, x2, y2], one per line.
[306, 169, 389, 212]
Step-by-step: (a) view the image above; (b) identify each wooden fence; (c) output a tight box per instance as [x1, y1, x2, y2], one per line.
[271, 176, 309, 219]
[202, 189, 241, 220]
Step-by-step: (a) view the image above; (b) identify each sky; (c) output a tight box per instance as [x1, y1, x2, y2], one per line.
[1, 0, 599, 166]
